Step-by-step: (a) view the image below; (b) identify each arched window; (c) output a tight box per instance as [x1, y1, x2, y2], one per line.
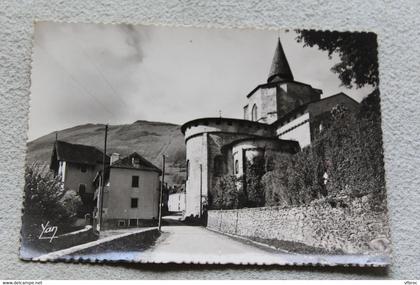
[213, 155, 223, 177]
[243, 105, 249, 120]
[251, 104, 258, 121]
[234, 159, 239, 174]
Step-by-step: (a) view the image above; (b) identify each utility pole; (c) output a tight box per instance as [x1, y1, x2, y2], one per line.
[158, 154, 165, 231]
[199, 164, 202, 218]
[98, 124, 108, 231]
[200, 135, 207, 217]
[198, 163, 203, 218]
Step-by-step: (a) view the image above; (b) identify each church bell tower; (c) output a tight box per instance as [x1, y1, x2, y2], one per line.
[243, 37, 321, 124]
[267, 38, 294, 83]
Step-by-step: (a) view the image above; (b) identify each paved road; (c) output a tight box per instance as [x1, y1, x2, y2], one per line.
[137, 225, 291, 264]
[137, 225, 389, 266]
[36, 214, 390, 266]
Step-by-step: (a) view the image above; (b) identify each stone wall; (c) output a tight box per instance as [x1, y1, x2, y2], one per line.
[207, 196, 390, 255]
[246, 86, 278, 123]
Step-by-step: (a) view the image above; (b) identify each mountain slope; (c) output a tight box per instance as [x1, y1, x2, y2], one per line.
[26, 120, 186, 185]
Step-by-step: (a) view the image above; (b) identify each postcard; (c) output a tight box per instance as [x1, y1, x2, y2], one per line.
[21, 22, 390, 266]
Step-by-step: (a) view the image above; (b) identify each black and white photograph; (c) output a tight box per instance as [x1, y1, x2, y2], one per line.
[20, 22, 391, 266]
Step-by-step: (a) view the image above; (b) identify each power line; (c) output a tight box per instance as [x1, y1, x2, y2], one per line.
[37, 44, 118, 120]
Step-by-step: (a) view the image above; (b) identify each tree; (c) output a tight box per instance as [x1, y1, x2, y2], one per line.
[245, 157, 266, 207]
[211, 175, 246, 210]
[262, 152, 294, 207]
[296, 30, 379, 88]
[357, 90, 386, 202]
[22, 164, 82, 241]
[314, 91, 385, 201]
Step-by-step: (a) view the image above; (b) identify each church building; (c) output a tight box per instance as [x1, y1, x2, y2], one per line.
[181, 38, 359, 217]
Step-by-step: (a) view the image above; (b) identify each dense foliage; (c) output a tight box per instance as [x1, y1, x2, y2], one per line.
[325, 91, 384, 196]
[296, 30, 379, 89]
[262, 147, 322, 208]
[211, 175, 244, 210]
[211, 157, 268, 209]
[244, 157, 266, 207]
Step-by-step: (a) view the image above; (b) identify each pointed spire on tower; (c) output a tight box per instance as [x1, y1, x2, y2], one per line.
[267, 38, 294, 83]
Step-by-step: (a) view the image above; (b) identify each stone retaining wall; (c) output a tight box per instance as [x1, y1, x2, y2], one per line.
[207, 197, 390, 254]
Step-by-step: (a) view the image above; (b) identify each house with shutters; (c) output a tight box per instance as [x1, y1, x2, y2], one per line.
[96, 152, 162, 229]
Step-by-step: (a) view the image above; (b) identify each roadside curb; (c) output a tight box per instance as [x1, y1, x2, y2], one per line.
[205, 227, 290, 254]
[34, 227, 158, 261]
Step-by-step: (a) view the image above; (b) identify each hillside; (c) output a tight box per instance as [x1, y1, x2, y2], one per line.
[26, 120, 186, 186]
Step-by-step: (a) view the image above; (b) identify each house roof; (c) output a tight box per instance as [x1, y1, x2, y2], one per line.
[50, 140, 109, 170]
[267, 38, 294, 83]
[110, 152, 162, 174]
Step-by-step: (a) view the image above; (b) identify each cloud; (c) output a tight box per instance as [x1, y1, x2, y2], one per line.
[118, 24, 146, 62]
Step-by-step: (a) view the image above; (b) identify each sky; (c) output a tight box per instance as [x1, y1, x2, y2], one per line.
[28, 22, 373, 141]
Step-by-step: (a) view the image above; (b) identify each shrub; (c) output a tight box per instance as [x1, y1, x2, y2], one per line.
[22, 163, 83, 241]
[262, 149, 322, 207]
[211, 156, 271, 209]
[244, 157, 266, 207]
[211, 175, 246, 210]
